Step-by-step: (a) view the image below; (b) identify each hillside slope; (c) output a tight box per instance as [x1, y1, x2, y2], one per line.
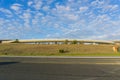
[0, 44, 115, 56]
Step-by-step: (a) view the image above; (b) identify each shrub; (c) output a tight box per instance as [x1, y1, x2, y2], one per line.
[12, 39, 19, 43]
[64, 40, 69, 44]
[71, 40, 77, 44]
[59, 49, 65, 53]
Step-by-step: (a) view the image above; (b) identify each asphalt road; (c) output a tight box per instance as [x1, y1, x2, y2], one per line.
[1, 56, 120, 80]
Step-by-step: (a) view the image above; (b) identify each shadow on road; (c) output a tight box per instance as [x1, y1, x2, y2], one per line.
[0, 62, 19, 65]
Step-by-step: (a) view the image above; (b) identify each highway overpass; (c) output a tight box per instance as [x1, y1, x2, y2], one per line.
[0, 39, 115, 45]
[17, 39, 114, 45]
[0, 40, 13, 43]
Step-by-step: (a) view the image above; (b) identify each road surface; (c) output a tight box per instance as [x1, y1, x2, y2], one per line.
[0, 56, 120, 80]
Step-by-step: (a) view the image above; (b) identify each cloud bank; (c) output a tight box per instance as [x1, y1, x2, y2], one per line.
[0, 0, 120, 40]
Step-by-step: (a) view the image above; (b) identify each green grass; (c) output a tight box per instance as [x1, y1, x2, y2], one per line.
[0, 43, 119, 56]
[0, 53, 120, 56]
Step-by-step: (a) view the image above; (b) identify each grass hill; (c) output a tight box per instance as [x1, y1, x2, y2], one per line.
[0, 43, 117, 56]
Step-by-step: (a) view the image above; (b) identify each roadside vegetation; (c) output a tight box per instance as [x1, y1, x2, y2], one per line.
[0, 43, 118, 56]
[12, 39, 19, 43]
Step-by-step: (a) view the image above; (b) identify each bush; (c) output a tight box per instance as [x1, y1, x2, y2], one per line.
[59, 49, 65, 53]
[71, 40, 77, 44]
[12, 39, 19, 43]
[59, 49, 69, 53]
[64, 40, 69, 44]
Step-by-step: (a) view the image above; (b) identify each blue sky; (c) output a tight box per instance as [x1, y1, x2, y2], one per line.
[0, 0, 120, 40]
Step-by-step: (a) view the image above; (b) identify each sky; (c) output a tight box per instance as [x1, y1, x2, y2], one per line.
[0, 0, 120, 40]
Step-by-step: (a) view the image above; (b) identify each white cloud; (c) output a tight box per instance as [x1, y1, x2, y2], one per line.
[28, 1, 33, 6]
[79, 6, 88, 12]
[22, 12, 31, 29]
[98, 15, 110, 21]
[46, 0, 54, 4]
[0, 8, 12, 14]
[90, 0, 119, 15]
[11, 3, 22, 11]
[22, 12, 31, 19]
[51, 4, 79, 22]
[0, 18, 24, 39]
[1, 0, 120, 40]
[42, 6, 50, 11]
[110, 5, 119, 11]
[55, 5, 70, 12]
[90, 32, 120, 40]
[91, 0, 105, 8]
[63, 14, 78, 21]
[0, 18, 5, 26]
[0, 8, 13, 17]
[33, 0, 42, 10]
[105, 4, 119, 12]
[32, 12, 43, 25]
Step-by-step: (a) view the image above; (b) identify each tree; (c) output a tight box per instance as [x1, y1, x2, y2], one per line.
[13, 39, 19, 43]
[71, 40, 77, 44]
[64, 39, 69, 44]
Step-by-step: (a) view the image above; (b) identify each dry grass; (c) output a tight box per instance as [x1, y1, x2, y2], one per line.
[0, 43, 116, 56]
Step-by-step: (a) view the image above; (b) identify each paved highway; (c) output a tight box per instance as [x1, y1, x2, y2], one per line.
[0, 56, 120, 80]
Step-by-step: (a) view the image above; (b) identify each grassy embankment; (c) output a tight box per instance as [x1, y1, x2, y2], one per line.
[0, 43, 119, 56]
